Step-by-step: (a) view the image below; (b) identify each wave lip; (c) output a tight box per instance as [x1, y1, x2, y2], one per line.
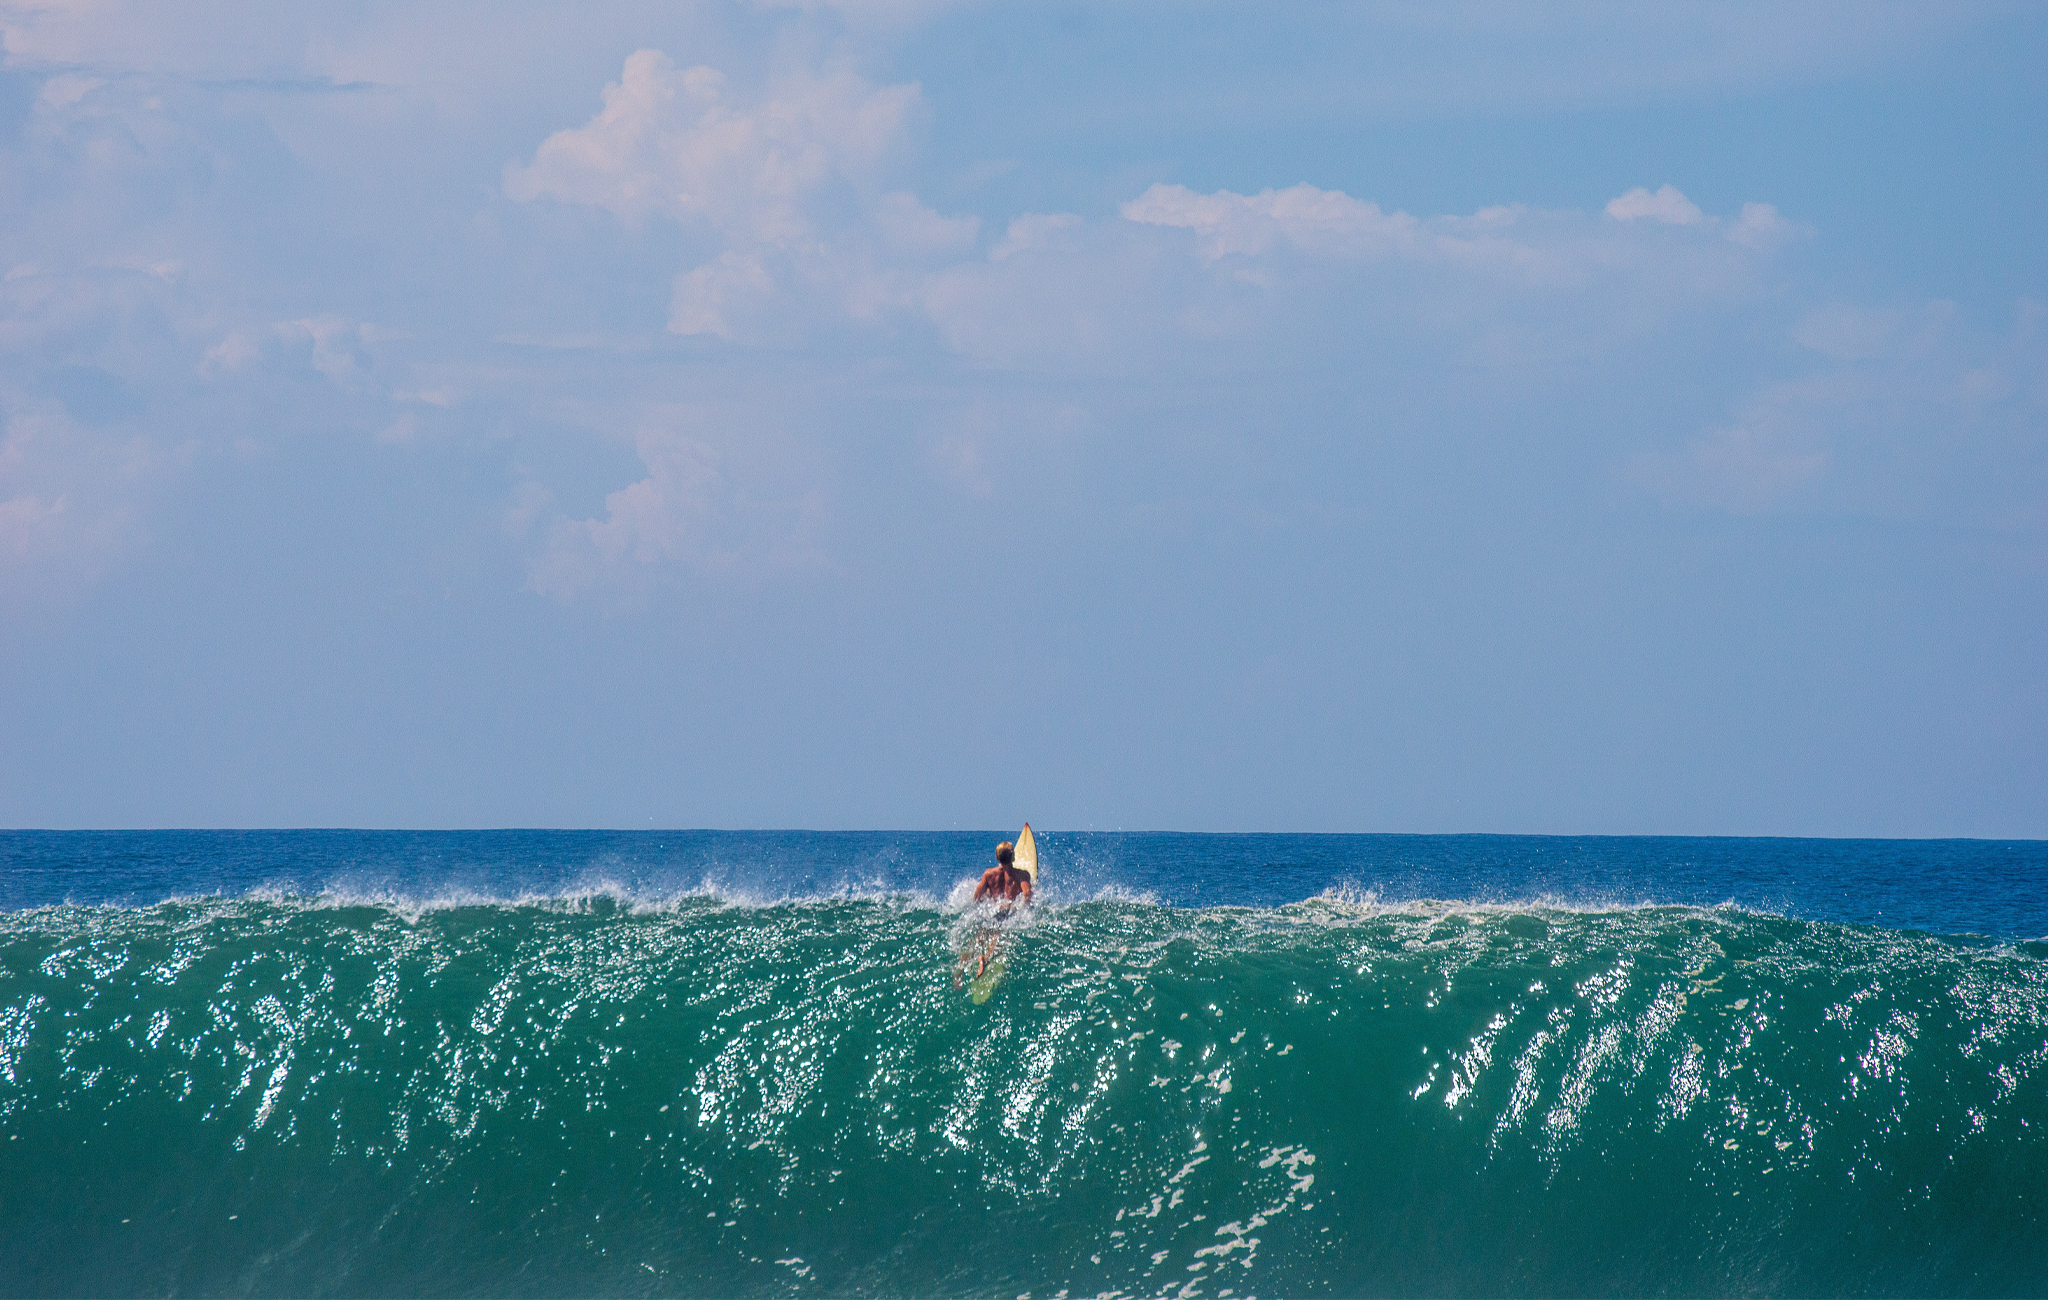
[13, 829, 2048, 935]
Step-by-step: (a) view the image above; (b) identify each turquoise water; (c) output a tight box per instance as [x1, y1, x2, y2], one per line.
[2, 833, 2046, 1295]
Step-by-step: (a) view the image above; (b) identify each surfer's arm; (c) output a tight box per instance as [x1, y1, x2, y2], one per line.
[972, 869, 997, 902]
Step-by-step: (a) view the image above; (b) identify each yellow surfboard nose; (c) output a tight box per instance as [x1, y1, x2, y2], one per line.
[1015, 823, 1038, 885]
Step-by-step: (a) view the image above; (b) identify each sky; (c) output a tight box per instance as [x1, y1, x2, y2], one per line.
[1, 0, 2043, 835]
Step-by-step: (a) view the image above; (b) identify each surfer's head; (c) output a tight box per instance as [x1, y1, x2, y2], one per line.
[995, 841, 1015, 866]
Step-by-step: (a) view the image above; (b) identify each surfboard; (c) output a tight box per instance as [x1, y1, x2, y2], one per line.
[968, 957, 1006, 1004]
[967, 824, 1037, 1004]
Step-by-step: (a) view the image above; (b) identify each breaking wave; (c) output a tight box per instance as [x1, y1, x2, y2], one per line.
[3, 890, 2045, 1295]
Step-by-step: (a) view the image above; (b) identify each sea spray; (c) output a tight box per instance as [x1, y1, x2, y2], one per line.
[3, 892, 2046, 1295]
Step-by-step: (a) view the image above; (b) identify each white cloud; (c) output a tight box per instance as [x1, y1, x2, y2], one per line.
[0, 263, 183, 599]
[872, 191, 978, 257]
[506, 57, 1805, 362]
[919, 223, 1164, 369]
[275, 316, 377, 386]
[988, 212, 1081, 262]
[0, 1, 309, 77]
[0, 401, 147, 601]
[1637, 406, 1831, 512]
[1606, 187, 1796, 250]
[505, 49, 921, 247]
[508, 49, 962, 341]
[525, 422, 827, 598]
[1121, 181, 1790, 288]
[1638, 299, 2048, 523]
[376, 410, 419, 445]
[12, 13, 2029, 615]
[196, 316, 404, 390]
[910, 180, 1797, 371]
[199, 331, 261, 374]
[1727, 201, 1793, 250]
[1123, 183, 1421, 261]
[669, 251, 773, 338]
[35, 72, 104, 109]
[1605, 184, 1704, 225]
[0, 255, 436, 605]
[0, 490, 67, 557]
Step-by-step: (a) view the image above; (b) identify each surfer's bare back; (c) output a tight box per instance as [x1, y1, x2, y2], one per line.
[974, 840, 1033, 907]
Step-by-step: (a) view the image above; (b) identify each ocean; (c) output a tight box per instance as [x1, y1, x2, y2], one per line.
[2, 830, 2045, 1296]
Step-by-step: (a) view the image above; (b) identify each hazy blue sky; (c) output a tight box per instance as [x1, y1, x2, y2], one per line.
[2, 1, 2043, 834]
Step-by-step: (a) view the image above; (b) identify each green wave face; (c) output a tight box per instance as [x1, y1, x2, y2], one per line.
[3, 896, 2045, 1296]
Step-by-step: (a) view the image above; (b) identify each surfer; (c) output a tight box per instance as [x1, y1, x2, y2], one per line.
[960, 840, 1033, 983]
[974, 840, 1034, 912]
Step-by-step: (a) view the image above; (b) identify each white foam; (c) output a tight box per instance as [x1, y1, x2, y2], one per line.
[238, 876, 944, 922]
[0, 880, 1930, 941]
